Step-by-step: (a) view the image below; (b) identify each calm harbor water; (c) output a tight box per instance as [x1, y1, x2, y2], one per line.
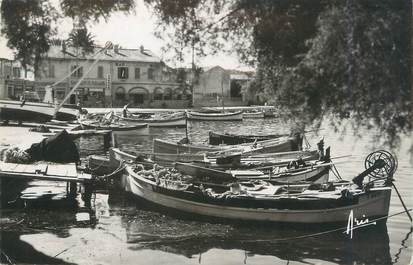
[1, 118, 412, 265]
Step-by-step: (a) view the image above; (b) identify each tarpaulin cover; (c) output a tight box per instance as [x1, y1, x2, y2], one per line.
[26, 130, 80, 163]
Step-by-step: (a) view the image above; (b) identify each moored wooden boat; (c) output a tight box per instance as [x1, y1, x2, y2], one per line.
[153, 136, 302, 158]
[79, 119, 149, 135]
[186, 111, 243, 121]
[121, 155, 393, 224]
[243, 111, 265, 119]
[209, 131, 284, 145]
[0, 99, 79, 122]
[115, 112, 186, 127]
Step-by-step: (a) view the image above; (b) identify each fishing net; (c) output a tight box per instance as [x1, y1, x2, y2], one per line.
[3, 147, 32, 164]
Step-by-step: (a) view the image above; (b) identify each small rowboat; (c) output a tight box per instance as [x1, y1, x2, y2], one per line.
[121, 152, 393, 224]
[186, 111, 243, 121]
[115, 112, 186, 127]
[153, 136, 302, 157]
[79, 119, 149, 135]
[243, 111, 265, 119]
[209, 131, 284, 145]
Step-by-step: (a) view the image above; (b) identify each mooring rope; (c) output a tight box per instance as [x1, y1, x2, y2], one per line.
[96, 162, 126, 180]
[88, 159, 108, 172]
[330, 162, 343, 180]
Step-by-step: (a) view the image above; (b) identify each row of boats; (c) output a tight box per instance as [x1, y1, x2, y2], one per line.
[78, 110, 269, 131]
[0, 98, 269, 125]
[86, 122, 399, 225]
[0, 105, 401, 226]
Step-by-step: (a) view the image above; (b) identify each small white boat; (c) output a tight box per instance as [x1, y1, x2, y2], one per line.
[115, 112, 186, 127]
[79, 119, 149, 135]
[186, 111, 243, 121]
[243, 111, 265, 119]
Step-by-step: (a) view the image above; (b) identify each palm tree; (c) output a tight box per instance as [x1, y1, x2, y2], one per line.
[67, 27, 95, 55]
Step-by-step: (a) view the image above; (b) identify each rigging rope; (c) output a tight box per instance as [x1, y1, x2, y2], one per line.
[330, 162, 343, 180]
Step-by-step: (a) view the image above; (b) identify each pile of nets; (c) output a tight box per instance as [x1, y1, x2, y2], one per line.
[3, 147, 31, 164]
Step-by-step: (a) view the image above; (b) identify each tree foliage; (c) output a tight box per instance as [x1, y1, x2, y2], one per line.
[60, 0, 135, 21]
[145, 0, 411, 146]
[0, 0, 134, 71]
[1, 0, 411, 146]
[0, 0, 57, 73]
[268, 0, 411, 146]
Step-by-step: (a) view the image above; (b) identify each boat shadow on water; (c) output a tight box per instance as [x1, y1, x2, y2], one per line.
[107, 192, 408, 265]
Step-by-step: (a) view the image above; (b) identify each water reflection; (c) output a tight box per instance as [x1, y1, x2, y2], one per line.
[107, 192, 399, 265]
[1, 207, 96, 264]
[1, 190, 411, 265]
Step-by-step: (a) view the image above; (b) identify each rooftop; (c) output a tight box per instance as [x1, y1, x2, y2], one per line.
[45, 45, 162, 63]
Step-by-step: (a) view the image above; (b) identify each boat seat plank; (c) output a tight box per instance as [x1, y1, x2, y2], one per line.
[0, 162, 20, 172]
[22, 164, 40, 174]
[46, 163, 77, 177]
[66, 164, 78, 177]
[14, 164, 28, 173]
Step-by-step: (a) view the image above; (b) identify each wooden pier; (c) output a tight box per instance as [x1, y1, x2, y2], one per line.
[0, 162, 94, 203]
[0, 162, 92, 183]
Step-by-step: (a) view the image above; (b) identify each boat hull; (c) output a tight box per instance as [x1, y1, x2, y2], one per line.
[123, 167, 391, 224]
[243, 111, 265, 119]
[209, 131, 282, 145]
[187, 111, 243, 121]
[0, 99, 78, 122]
[80, 121, 149, 135]
[153, 137, 301, 157]
[117, 114, 186, 127]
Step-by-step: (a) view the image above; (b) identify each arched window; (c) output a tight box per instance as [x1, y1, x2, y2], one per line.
[173, 88, 183, 100]
[129, 87, 149, 105]
[154, 87, 163, 100]
[115, 87, 125, 101]
[163, 88, 172, 100]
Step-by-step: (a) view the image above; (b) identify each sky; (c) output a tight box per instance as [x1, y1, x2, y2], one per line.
[0, 0, 251, 71]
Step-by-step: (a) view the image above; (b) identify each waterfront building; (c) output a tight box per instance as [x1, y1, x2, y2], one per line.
[0, 57, 36, 100]
[192, 66, 256, 107]
[35, 44, 191, 108]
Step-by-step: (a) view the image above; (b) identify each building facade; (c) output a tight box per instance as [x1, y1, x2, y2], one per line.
[192, 66, 256, 107]
[35, 45, 191, 108]
[0, 58, 36, 100]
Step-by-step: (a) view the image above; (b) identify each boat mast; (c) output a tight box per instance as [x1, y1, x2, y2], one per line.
[221, 74, 225, 112]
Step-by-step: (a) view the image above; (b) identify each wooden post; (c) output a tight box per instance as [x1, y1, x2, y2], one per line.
[185, 111, 189, 141]
[221, 75, 225, 112]
[81, 183, 93, 208]
[111, 131, 118, 148]
[68, 181, 77, 198]
[103, 132, 111, 150]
